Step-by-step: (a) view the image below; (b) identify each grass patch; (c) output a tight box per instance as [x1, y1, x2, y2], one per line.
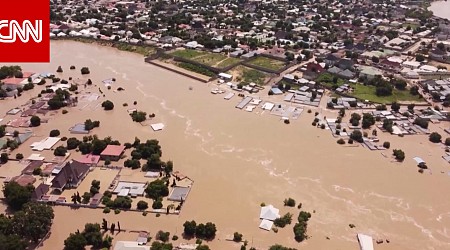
[230, 66, 268, 85]
[195, 53, 228, 66]
[177, 62, 215, 77]
[171, 49, 241, 68]
[216, 57, 242, 68]
[170, 49, 207, 59]
[350, 83, 422, 104]
[247, 57, 286, 71]
[316, 73, 346, 88]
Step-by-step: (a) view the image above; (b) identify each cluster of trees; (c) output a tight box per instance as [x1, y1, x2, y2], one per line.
[145, 179, 169, 201]
[183, 221, 217, 240]
[77, 135, 120, 155]
[64, 223, 113, 250]
[48, 89, 71, 110]
[131, 110, 147, 122]
[362, 113, 375, 129]
[274, 212, 293, 228]
[84, 119, 100, 131]
[293, 211, 311, 242]
[0, 65, 22, 80]
[413, 118, 429, 129]
[349, 113, 361, 127]
[393, 149, 405, 161]
[1, 182, 54, 250]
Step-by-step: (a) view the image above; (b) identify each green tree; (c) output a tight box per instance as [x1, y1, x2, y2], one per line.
[391, 102, 401, 112]
[49, 129, 60, 137]
[350, 130, 363, 143]
[82, 223, 102, 248]
[429, 132, 442, 143]
[361, 113, 375, 129]
[11, 203, 54, 242]
[0, 125, 6, 137]
[145, 179, 169, 199]
[156, 230, 170, 242]
[137, 200, 148, 210]
[183, 220, 197, 237]
[0, 234, 27, 250]
[30, 116, 41, 127]
[233, 232, 243, 242]
[415, 54, 425, 62]
[150, 241, 173, 250]
[64, 232, 87, 250]
[67, 137, 81, 150]
[54, 146, 68, 156]
[349, 113, 361, 127]
[57, 66, 63, 73]
[101, 100, 114, 110]
[0, 153, 8, 164]
[393, 149, 405, 161]
[195, 222, 216, 239]
[3, 181, 34, 210]
[269, 245, 297, 250]
[283, 198, 296, 207]
[413, 118, 429, 129]
[80, 67, 90, 75]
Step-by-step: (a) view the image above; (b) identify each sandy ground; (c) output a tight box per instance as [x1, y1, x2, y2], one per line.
[0, 41, 449, 250]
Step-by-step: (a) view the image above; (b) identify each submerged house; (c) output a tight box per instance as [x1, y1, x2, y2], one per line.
[51, 160, 90, 192]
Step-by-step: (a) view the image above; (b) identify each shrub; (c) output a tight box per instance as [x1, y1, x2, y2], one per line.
[30, 115, 41, 127]
[429, 132, 442, 143]
[320, 124, 325, 129]
[445, 138, 450, 146]
[54, 146, 67, 156]
[81, 67, 90, 74]
[101, 100, 114, 110]
[348, 138, 353, 144]
[49, 129, 60, 137]
[152, 199, 163, 209]
[172, 235, 178, 241]
[383, 141, 391, 149]
[413, 118, 429, 129]
[56, 66, 63, 73]
[156, 231, 170, 242]
[15, 153, 24, 160]
[233, 232, 243, 242]
[103, 207, 111, 213]
[62, 109, 68, 114]
[284, 198, 296, 207]
[32, 168, 42, 176]
[337, 138, 345, 144]
[393, 149, 405, 161]
[70, 65, 76, 70]
[114, 209, 121, 214]
[273, 213, 293, 228]
[137, 200, 148, 210]
[131, 111, 147, 122]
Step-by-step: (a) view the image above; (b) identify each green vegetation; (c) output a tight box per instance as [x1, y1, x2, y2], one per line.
[0, 202, 54, 247]
[183, 220, 217, 239]
[177, 62, 215, 77]
[30, 115, 41, 127]
[269, 245, 297, 250]
[170, 49, 207, 59]
[216, 57, 241, 68]
[101, 100, 114, 110]
[3, 181, 34, 210]
[293, 211, 311, 242]
[231, 66, 267, 85]
[137, 200, 148, 210]
[284, 198, 296, 207]
[233, 232, 243, 242]
[429, 132, 442, 143]
[131, 111, 147, 122]
[317, 73, 422, 104]
[247, 57, 286, 71]
[145, 179, 169, 200]
[274, 212, 293, 228]
[64, 223, 113, 250]
[393, 149, 405, 161]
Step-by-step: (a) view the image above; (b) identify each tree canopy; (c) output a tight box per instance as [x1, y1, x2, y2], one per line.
[3, 181, 34, 210]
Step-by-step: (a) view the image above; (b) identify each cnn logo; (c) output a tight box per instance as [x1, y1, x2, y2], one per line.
[0, 20, 42, 43]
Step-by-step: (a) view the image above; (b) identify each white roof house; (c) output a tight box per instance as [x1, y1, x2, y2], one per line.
[357, 234, 374, 250]
[260, 205, 280, 221]
[259, 219, 274, 231]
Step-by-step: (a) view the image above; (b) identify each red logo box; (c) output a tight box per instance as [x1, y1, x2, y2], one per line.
[0, 0, 50, 62]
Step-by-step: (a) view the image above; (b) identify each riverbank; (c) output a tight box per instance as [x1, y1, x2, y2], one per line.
[51, 37, 156, 56]
[2, 40, 450, 250]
